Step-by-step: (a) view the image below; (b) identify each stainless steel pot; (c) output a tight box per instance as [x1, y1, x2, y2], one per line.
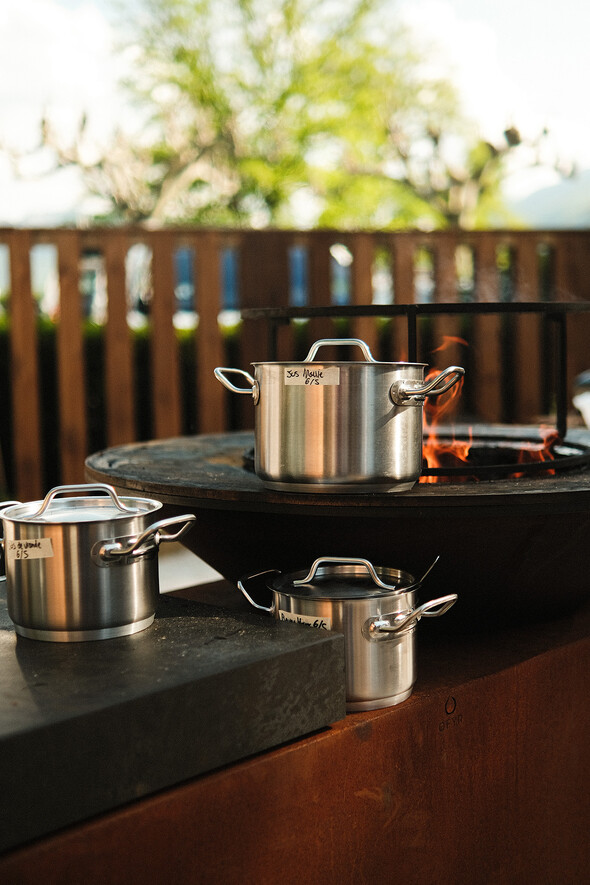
[0, 483, 196, 642]
[215, 338, 464, 492]
[238, 556, 457, 711]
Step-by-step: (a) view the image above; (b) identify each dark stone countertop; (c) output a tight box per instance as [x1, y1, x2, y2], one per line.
[0, 583, 345, 853]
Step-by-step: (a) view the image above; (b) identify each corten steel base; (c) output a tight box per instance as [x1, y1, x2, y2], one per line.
[85, 428, 590, 628]
[2, 582, 590, 885]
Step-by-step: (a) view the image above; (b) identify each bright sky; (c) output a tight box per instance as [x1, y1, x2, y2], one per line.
[0, 0, 588, 224]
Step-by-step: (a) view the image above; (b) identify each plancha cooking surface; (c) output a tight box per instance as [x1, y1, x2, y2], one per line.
[85, 429, 590, 514]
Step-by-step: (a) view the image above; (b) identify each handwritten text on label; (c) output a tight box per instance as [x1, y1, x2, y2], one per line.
[279, 611, 332, 630]
[284, 367, 340, 386]
[7, 538, 54, 561]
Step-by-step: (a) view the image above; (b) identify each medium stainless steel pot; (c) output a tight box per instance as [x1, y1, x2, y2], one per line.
[215, 338, 464, 492]
[0, 483, 196, 642]
[238, 556, 457, 711]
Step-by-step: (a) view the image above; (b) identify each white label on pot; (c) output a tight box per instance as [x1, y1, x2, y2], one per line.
[279, 610, 332, 630]
[6, 538, 54, 561]
[284, 366, 340, 386]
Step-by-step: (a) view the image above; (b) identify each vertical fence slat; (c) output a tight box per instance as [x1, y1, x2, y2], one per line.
[151, 231, 182, 438]
[553, 232, 590, 397]
[391, 234, 417, 359]
[471, 236, 503, 423]
[307, 233, 336, 343]
[432, 234, 463, 369]
[513, 237, 543, 421]
[103, 233, 135, 446]
[240, 230, 290, 361]
[350, 233, 379, 353]
[8, 230, 43, 500]
[237, 231, 290, 424]
[196, 232, 226, 433]
[55, 231, 87, 483]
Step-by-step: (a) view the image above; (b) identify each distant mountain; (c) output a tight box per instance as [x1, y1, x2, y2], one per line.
[506, 169, 590, 229]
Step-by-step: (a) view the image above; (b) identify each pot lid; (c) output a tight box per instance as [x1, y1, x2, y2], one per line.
[270, 557, 416, 599]
[251, 337, 427, 368]
[0, 484, 160, 524]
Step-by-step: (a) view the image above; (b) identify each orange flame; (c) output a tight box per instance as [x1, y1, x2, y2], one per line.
[419, 337, 560, 482]
[420, 337, 470, 483]
[430, 336, 468, 355]
[512, 426, 558, 477]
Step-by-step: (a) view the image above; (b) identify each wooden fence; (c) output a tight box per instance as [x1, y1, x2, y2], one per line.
[1, 226, 590, 501]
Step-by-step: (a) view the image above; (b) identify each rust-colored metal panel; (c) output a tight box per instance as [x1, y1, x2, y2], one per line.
[54, 230, 88, 483]
[102, 232, 135, 446]
[7, 230, 43, 500]
[2, 607, 589, 885]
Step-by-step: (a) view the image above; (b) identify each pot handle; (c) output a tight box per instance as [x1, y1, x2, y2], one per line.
[293, 555, 440, 593]
[292, 556, 399, 591]
[237, 570, 280, 613]
[304, 338, 377, 363]
[0, 502, 20, 581]
[214, 367, 260, 404]
[390, 366, 465, 406]
[30, 483, 137, 518]
[96, 514, 196, 561]
[364, 593, 458, 639]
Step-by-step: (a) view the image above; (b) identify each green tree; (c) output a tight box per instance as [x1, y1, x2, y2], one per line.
[31, 0, 531, 229]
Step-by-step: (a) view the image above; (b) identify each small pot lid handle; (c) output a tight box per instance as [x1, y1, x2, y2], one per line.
[293, 555, 440, 594]
[292, 556, 399, 591]
[303, 339, 377, 363]
[29, 483, 137, 519]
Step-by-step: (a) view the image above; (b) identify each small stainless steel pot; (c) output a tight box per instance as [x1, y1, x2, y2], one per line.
[0, 483, 196, 642]
[238, 556, 457, 711]
[215, 338, 464, 492]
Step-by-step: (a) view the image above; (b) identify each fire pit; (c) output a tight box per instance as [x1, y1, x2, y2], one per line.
[85, 424, 590, 631]
[85, 301, 590, 631]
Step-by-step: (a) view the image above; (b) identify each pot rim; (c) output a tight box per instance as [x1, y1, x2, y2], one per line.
[250, 359, 428, 368]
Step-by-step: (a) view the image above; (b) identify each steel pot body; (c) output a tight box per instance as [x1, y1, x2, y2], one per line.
[0, 484, 196, 642]
[215, 338, 464, 492]
[238, 556, 457, 711]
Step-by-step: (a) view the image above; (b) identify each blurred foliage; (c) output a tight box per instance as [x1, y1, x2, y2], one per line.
[12, 0, 537, 230]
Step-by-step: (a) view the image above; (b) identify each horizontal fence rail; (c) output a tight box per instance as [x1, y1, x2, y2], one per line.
[0, 227, 589, 501]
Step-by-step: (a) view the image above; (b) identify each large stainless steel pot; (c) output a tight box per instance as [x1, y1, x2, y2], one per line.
[0, 483, 196, 642]
[215, 338, 464, 492]
[238, 556, 457, 711]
